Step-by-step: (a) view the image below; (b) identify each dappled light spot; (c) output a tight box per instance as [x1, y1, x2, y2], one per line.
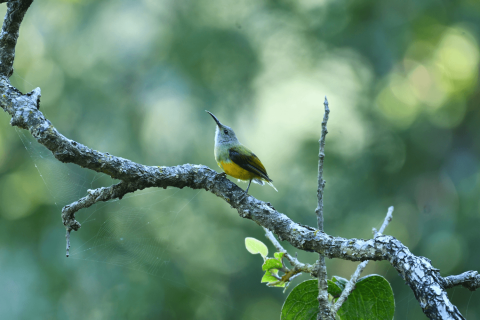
[375, 25, 479, 129]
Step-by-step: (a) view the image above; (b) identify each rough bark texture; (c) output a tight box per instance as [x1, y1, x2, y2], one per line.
[0, 0, 33, 76]
[442, 271, 480, 291]
[315, 97, 333, 320]
[0, 1, 478, 319]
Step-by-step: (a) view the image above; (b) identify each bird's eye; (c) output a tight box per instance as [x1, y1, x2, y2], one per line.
[224, 130, 228, 134]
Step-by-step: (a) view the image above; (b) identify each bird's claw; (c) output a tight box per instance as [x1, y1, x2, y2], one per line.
[214, 172, 227, 181]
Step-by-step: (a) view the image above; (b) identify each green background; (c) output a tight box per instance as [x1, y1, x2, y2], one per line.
[0, 0, 479, 319]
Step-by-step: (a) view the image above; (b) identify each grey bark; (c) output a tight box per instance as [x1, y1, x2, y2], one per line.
[0, 0, 33, 77]
[315, 97, 333, 320]
[0, 1, 478, 319]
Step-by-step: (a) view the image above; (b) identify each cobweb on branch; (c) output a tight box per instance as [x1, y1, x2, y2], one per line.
[16, 128, 196, 276]
[16, 128, 96, 207]
[68, 188, 198, 277]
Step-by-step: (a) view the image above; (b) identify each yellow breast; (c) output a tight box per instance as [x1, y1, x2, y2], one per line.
[218, 161, 258, 181]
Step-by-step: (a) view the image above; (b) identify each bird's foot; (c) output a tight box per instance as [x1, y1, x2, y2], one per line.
[214, 172, 227, 182]
[245, 180, 252, 194]
[265, 202, 276, 210]
[238, 192, 249, 203]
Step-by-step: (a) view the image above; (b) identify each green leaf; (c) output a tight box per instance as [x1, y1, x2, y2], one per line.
[245, 237, 268, 259]
[274, 252, 285, 261]
[281, 276, 395, 320]
[327, 279, 343, 298]
[261, 270, 278, 283]
[262, 258, 283, 271]
[332, 276, 348, 291]
[281, 280, 318, 320]
[262, 270, 287, 288]
[336, 274, 394, 320]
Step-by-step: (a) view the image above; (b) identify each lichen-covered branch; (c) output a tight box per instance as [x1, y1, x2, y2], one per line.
[62, 181, 143, 256]
[315, 97, 333, 320]
[443, 271, 480, 291]
[315, 96, 329, 231]
[331, 206, 394, 314]
[373, 206, 394, 237]
[0, 0, 33, 76]
[0, 2, 476, 319]
[62, 181, 144, 232]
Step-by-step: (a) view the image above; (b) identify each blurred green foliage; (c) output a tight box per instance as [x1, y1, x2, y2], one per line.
[0, 0, 480, 319]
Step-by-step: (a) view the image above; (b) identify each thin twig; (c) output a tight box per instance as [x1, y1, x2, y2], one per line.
[66, 229, 71, 257]
[263, 227, 315, 273]
[331, 206, 394, 314]
[315, 96, 330, 232]
[374, 206, 394, 236]
[315, 96, 333, 320]
[61, 181, 139, 256]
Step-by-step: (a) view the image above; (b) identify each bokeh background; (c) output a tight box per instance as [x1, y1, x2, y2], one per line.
[0, 0, 479, 319]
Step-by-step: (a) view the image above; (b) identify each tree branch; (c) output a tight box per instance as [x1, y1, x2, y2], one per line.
[62, 181, 141, 256]
[0, 0, 33, 77]
[315, 97, 333, 319]
[373, 206, 394, 237]
[316, 96, 329, 231]
[0, 3, 476, 319]
[443, 271, 480, 291]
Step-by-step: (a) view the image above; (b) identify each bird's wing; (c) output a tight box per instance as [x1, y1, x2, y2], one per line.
[229, 147, 272, 182]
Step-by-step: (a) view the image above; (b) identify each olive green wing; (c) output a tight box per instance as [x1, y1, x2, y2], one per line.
[229, 147, 272, 182]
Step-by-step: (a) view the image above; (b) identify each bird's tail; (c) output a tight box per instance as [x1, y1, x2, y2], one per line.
[252, 178, 278, 192]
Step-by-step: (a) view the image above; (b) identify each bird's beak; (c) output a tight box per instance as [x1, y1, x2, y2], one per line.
[206, 110, 223, 127]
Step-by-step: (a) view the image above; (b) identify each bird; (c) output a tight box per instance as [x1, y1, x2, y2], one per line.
[206, 110, 277, 194]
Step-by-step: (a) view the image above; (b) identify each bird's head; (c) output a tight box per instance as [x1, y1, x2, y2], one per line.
[206, 111, 239, 145]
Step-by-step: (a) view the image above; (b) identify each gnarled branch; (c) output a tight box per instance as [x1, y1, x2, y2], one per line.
[0, 2, 476, 319]
[443, 271, 480, 291]
[0, 0, 33, 76]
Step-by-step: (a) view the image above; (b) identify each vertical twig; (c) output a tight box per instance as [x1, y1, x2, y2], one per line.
[66, 229, 71, 257]
[373, 205, 394, 236]
[315, 97, 333, 320]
